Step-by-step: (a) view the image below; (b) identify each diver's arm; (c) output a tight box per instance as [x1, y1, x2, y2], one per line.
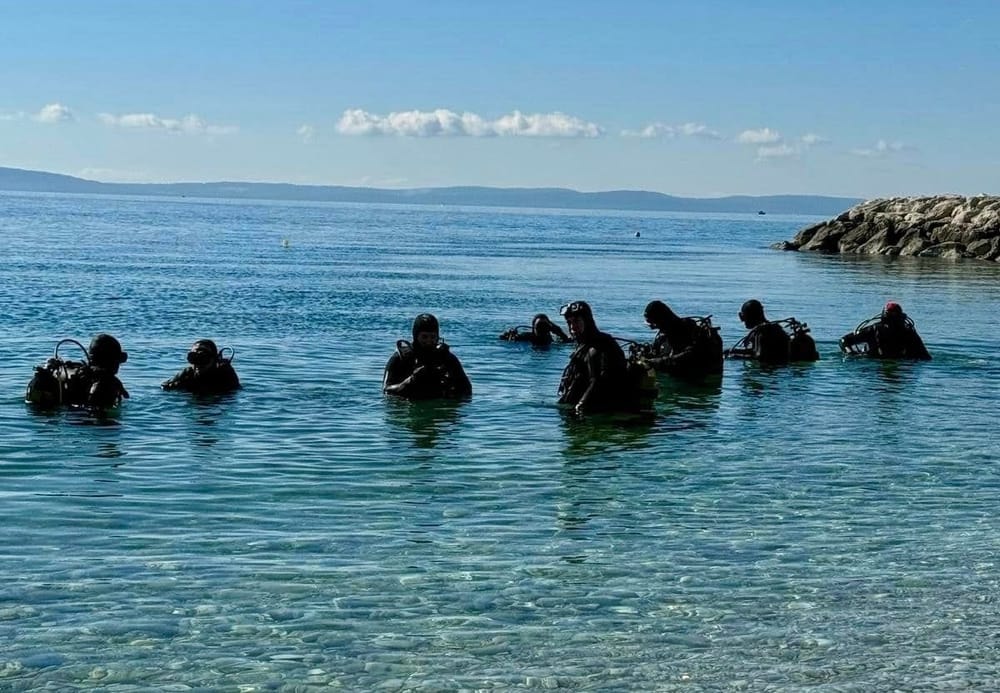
[642, 334, 675, 371]
[663, 341, 701, 370]
[725, 333, 754, 360]
[643, 354, 675, 372]
[162, 367, 194, 391]
[839, 328, 869, 354]
[446, 354, 473, 397]
[382, 354, 420, 396]
[573, 347, 601, 413]
[909, 331, 932, 361]
[550, 324, 571, 343]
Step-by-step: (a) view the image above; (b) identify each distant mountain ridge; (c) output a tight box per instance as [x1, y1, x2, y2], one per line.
[0, 166, 862, 215]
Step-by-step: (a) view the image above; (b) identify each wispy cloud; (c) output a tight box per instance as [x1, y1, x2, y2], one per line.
[336, 108, 603, 138]
[297, 124, 316, 143]
[99, 112, 238, 135]
[736, 128, 782, 145]
[756, 143, 798, 160]
[735, 128, 829, 161]
[851, 139, 909, 158]
[621, 121, 721, 140]
[0, 110, 25, 121]
[35, 103, 74, 123]
[800, 133, 829, 146]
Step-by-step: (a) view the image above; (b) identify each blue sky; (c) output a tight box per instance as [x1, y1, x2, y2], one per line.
[1, 0, 997, 197]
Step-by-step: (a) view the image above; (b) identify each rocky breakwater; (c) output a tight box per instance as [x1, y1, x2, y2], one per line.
[776, 195, 1000, 260]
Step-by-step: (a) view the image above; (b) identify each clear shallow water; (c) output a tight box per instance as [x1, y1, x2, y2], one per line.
[1, 193, 1000, 690]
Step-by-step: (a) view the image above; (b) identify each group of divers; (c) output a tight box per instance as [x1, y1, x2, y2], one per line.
[25, 298, 931, 416]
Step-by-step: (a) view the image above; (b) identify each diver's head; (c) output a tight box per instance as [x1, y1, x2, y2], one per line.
[738, 299, 765, 328]
[643, 300, 675, 330]
[532, 313, 553, 336]
[881, 301, 906, 324]
[412, 313, 440, 350]
[186, 339, 220, 369]
[560, 301, 595, 339]
[88, 333, 127, 373]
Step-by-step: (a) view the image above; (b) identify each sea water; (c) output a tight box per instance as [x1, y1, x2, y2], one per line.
[1, 192, 999, 690]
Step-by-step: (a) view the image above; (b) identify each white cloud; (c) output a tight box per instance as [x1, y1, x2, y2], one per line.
[336, 108, 602, 138]
[756, 143, 798, 160]
[736, 127, 782, 144]
[622, 123, 676, 138]
[800, 133, 828, 146]
[851, 139, 909, 157]
[99, 112, 237, 135]
[297, 124, 316, 143]
[678, 122, 721, 139]
[622, 121, 721, 140]
[0, 110, 25, 121]
[35, 103, 74, 123]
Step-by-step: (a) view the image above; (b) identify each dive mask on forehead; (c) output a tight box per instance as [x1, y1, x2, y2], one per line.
[559, 301, 591, 318]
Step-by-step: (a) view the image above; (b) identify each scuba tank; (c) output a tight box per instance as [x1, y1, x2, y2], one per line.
[779, 318, 820, 362]
[25, 338, 127, 409]
[25, 339, 92, 407]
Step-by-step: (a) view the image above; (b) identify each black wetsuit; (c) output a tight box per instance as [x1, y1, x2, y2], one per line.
[162, 362, 241, 394]
[645, 318, 724, 380]
[558, 330, 630, 413]
[502, 330, 568, 346]
[383, 341, 472, 400]
[26, 360, 129, 409]
[841, 321, 931, 360]
[729, 321, 791, 365]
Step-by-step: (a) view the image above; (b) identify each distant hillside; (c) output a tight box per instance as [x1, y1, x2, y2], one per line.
[0, 166, 862, 215]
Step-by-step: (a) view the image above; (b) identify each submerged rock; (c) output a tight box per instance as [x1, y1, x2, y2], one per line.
[780, 195, 1000, 261]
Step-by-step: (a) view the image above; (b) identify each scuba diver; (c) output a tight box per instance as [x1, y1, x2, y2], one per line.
[383, 313, 473, 400]
[162, 339, 241, 394]
[637, 300, 723, 381]
[25, 333, 130, 409]
[499, 313, 571, 346]
[557, 300, 653, 414]
[725, 299, 819, 365]
[840, 302, 932, 360]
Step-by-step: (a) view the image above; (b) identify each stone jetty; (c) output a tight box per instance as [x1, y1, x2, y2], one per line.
[776, 195, 1000, 260]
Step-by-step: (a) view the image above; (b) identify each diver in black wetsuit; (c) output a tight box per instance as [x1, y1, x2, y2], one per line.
[162, 339, 241, 394]
[639, 300, 723, 381]
[557, 301, 632, 414]
[725, 299, 819, 365]
[383, 313, 472, 400]
[25, 333, 130, 409]
[840, 302, 931, 360]
[499, 313, 571, 346]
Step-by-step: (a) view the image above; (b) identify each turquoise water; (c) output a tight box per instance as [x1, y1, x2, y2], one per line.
[2, 192, 1000, 690]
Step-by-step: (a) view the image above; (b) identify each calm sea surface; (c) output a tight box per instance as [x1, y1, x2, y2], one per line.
[2, 192, 1000, 691]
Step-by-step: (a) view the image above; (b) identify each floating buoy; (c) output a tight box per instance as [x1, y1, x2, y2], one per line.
[281, 238, 290, 248]
[634, 231, 641, 238]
